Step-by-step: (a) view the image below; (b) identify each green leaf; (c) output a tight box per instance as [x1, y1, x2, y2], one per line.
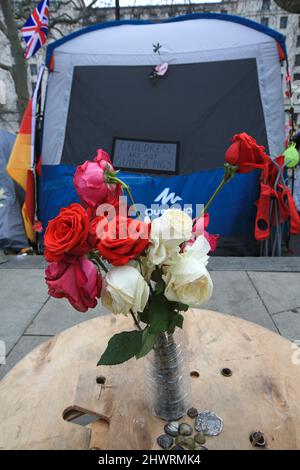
[148, 295, 171, 333]
[167, 301, 189, 313]
[175, 302, 189, 312]
[136, 328, 157, 359]
[168, 312, 184, 334]
[97, 330, 143, 366]
[151, 267, 162, 283]
[153, 278, 165, 296]
[139, 305, 150, 324]
[175, 313, 184, 329]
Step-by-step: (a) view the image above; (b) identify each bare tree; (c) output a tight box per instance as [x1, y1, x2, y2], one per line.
[0, 0, 98, 128]
[0, 1, 29, 126]
[274, 1, 300, 13]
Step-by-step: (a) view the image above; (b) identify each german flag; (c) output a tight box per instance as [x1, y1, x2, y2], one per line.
[6, 99, 36, 243]
[6, 66, 45, 244]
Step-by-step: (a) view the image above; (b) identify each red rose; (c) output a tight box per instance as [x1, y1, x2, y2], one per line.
[88, 216, 105, 248]
[44, 203, 90, 262]
[97, 216, 150, 266]
[225, 133, 268, 174]
[45, 256, 102, 312]
[32, 220, 43, 233]
[106, 182, 123, 210]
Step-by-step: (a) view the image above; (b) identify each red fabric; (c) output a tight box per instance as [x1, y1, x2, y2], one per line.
[254, 156, 300, 241]
[255, 183, 271, 241]
[19, 98, 33, 134]
[25, 169, 35, 225]
[36, 155, 42, 176]
[49, 54, 54, 72]
[278, 185, 300, 234]
[276, 43, 286, 62]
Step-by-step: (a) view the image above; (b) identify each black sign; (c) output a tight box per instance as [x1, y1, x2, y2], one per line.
[112, 138, 179, 174]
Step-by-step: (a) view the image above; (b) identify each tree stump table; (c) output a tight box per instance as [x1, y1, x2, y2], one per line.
[0, 309, 300, 450]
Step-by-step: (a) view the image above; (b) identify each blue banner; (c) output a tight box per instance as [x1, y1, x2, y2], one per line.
[40, 165, 260, 237]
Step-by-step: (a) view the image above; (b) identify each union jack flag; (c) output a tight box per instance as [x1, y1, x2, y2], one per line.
[21, 0, 49, 60]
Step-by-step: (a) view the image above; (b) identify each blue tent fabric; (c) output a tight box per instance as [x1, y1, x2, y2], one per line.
[46, 12, 286, 66]
[39, 165, 260, 237]
[0, 129, 27, 250]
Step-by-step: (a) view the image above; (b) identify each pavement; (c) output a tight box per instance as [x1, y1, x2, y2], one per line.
[0, 254, 300, 380]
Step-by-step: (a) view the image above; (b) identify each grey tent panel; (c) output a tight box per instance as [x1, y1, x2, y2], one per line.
[61, 59, 268, 173]
[0, 129, 27, 250]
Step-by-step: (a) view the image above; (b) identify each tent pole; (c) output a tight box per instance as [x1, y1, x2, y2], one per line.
[115, 0, 120, 20]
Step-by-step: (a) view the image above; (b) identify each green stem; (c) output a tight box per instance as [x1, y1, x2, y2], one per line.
[130, 310, 142, 331]
[125, 186, 140, 220]
[201, 177, 227, 216]
[107, 175, 140, 220]
[96, 256, 109, 273]
[193, 166, 237, 227]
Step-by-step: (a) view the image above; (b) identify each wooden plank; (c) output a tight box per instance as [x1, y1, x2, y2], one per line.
[0, 310, 299, 450]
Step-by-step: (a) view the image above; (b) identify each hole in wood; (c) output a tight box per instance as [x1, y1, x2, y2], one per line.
[63, 408, 100, 426]
[250, 431, 266, 447]
[96, 375, 106, 385]
[221, 367, 232, 377]
[190, 370, 200, 378]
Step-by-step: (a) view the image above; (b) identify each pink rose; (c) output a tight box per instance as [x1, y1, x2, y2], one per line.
[182, 214, 219, 253]
[93, 148, 112, 167]
[74, 148, 121, 210]
[74, 160, 108, 209]
[155, 63, 168, 76]
[45, 256, 102, 312]
[192, 214, 219, 253]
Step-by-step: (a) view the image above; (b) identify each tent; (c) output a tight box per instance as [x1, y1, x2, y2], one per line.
[40, 13, 286, 254]
[0, 129, 27, 250]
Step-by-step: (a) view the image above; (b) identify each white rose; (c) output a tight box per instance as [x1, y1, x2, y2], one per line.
[101, 265, 149, 315]
[148, 209, 193, 265]
[162, 235, 213, 307]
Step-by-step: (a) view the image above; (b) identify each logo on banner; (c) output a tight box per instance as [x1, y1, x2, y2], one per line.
[127, 185, 203, 221]
[144, 187, 196, 220]
[154, 188, 182, 205]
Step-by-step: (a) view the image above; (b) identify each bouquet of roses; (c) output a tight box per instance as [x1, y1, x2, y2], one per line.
[43, 133, 266, 366]
[43, 149, 216, 366]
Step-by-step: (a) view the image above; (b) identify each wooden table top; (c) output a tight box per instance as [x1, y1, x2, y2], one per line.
[0, 309, 299, 450]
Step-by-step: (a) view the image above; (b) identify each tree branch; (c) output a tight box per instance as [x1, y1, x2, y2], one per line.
[50, 15, 82, 27]
[0, 20, 8, 35]
[0, 62, 12, 72]
[50, 24, 65, 38]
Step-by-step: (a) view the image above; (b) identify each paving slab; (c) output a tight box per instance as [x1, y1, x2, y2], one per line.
[25, 296, 110, 336]
[272, 309, 300, 343]
[0, 270, 49, 353]
[248, 272, 300, 315]
[2, 255, 300, 272]
[0, 255, 47, 269]
[0, 335, 52, 380]
[203, 271, 277, 332]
